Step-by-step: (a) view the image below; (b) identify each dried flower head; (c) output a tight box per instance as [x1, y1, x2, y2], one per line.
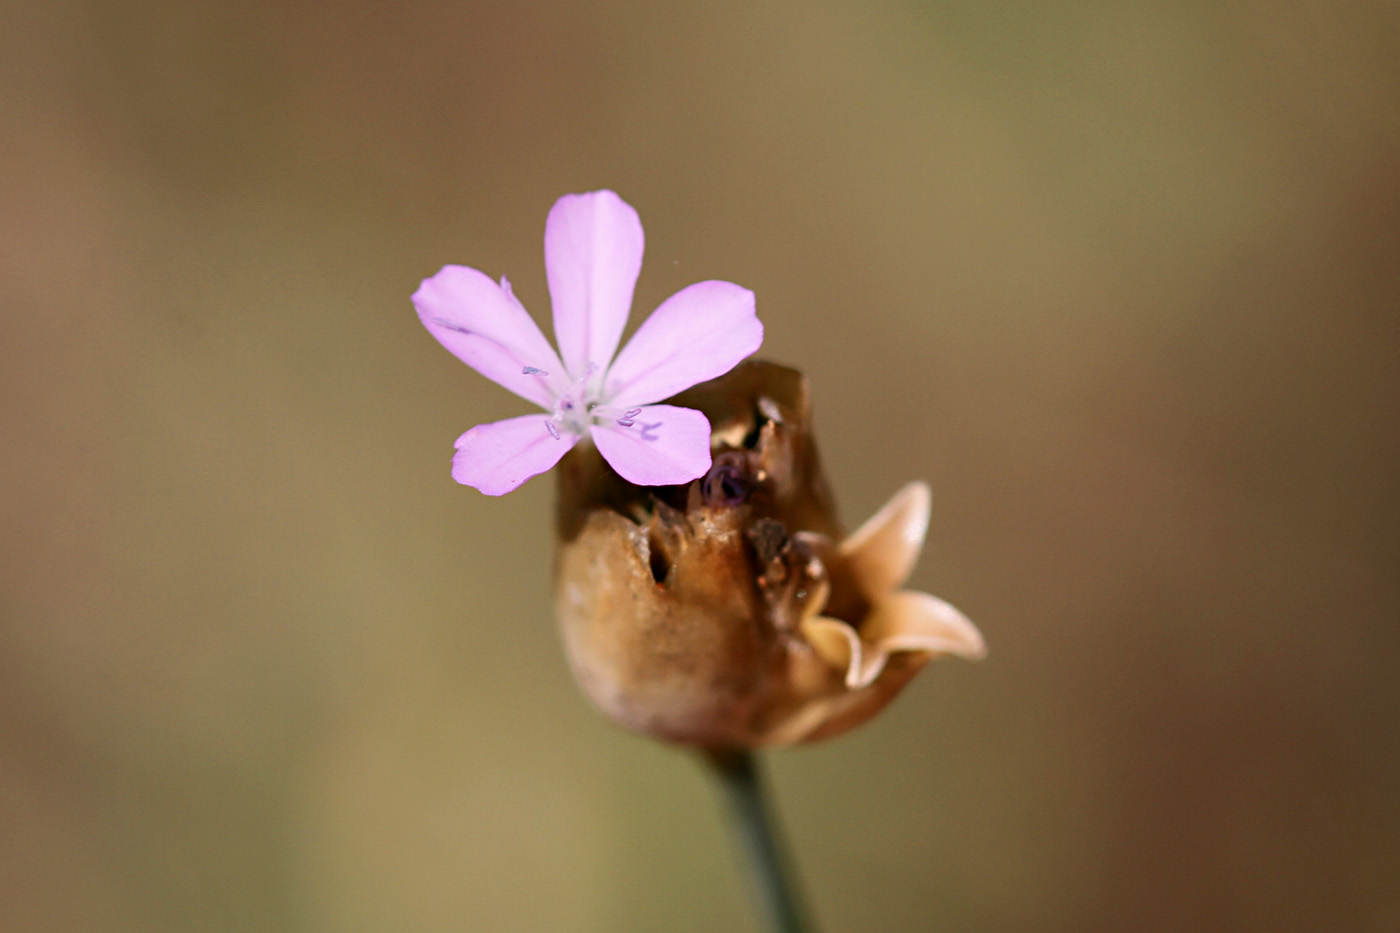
[413, 190, 762, 494]
[554, 361, 985, 748]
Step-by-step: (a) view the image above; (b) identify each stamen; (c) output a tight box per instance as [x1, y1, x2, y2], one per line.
[545, 420, 560, 440]
[522, 366, 548, 376]
[702, 456, 749, 507]
[615, 407, 642, 427]
[430, 317, 472, 335]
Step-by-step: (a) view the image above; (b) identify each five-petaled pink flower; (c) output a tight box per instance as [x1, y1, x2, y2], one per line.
[414, 190, 764, 495]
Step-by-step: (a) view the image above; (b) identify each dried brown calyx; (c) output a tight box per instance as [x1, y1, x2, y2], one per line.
[554, 361, 984, 749]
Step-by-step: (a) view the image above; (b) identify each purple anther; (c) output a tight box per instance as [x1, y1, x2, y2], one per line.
[522, 366, 548, 376]
[615, 407, 642, 427]
[702, 452, 750, 507]
[545, 420, 560, 440]
[431, 317, 472, 335]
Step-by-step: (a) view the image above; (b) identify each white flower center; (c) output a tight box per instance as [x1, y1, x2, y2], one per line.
[523, 361, 643, 440]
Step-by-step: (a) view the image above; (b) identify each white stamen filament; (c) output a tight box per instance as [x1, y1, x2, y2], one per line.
[544, 360, 659, 440]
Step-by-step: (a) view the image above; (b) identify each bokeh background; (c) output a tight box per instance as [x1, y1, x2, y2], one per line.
[4, 1, 1398, 930]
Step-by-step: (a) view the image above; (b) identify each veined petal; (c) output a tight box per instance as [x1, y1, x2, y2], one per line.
[452, 414, 578, 496]
[604, 281, 763, 408]
[862, 591, 987, 661]
[589, 404, 711, 487]
[545, 190, 643, 380]
[414, 265, 563, 409]
[839, 482, 930, 601]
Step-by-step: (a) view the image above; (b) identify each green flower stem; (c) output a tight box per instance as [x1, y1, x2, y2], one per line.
[704, 748, 815, 933]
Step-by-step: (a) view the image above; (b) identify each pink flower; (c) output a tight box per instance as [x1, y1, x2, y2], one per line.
[414, 190, 764, 495]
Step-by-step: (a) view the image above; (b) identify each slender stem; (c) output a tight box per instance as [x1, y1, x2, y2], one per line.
[704, 748, 815, 933]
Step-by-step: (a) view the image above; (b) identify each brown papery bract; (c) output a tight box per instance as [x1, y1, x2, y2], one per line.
[554, 361, 984, 749]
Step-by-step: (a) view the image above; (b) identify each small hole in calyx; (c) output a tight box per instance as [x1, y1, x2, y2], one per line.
[647, 531, 670, 585]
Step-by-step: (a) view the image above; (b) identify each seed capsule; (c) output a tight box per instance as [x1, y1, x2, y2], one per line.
[554, 361, 984, 749]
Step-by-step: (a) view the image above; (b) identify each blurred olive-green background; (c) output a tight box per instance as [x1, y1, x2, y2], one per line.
[3, 2, 1398, 930]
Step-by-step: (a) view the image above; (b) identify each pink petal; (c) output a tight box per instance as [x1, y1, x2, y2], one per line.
[451, 414, 578, 496]
[545, 190, 644, 380]
[603, 280, 762, 408]
[414, 265, 563, 409]
[588, 404, 711, 487]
